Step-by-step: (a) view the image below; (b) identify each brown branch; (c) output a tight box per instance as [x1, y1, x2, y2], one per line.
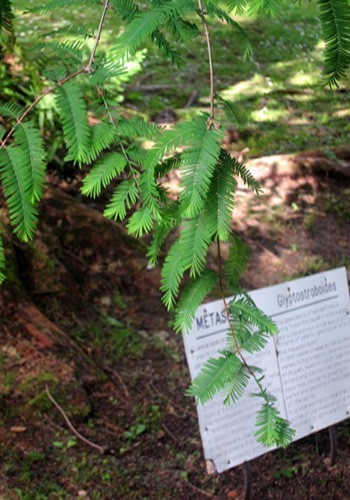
[197, 0, 215, 124]
[1, 0, 111, 149]
[45, 385, 106, 455]
[86, 0, 110, 71]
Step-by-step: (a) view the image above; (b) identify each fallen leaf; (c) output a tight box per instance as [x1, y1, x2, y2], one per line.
[10, 426, 26, 433]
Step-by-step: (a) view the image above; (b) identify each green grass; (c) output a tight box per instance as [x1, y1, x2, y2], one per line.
[12, 0, 350, 158]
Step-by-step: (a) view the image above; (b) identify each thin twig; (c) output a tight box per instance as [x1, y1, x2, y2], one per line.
[1, 0, 111, 149]
[103, 365, 132, 404]
[87, 0, 110, 71]
[161, 423, 178, 443]
[45, 385, 106, 455]
[184, 479, 213, 498]
[197, 0, 215, 124]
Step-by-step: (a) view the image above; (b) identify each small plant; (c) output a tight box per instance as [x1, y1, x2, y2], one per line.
[123, 423, 147, 441]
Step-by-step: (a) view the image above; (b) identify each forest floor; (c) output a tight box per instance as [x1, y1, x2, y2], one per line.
[1, 147, 350, 499]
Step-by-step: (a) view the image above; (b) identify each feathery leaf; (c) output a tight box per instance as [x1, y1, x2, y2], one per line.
[216, 94, 248, 129]
[221, 150, 262, 195]
[82, 123, 117, 165]
[14, 122, 46, 203]
[180, 115, 224, 218]
[127, 205, 154, 237]
[205, 158, 237, 241]
[117, 117, 161, 140]
[255, 402, 295, 447]
[225, 234, 250, 286]
[187, 353, 243, 404]
[26, 0, 99, 14]
[104, 179, 138, 221]
[111, 0, 139, 20]
[82, 152, 127, 198]
[205, 2, 252, 59]
[230, 296, 278, 335]
[174, 269, 218, 333]
[0, 102, 23, 121]
[317, 0, 350, 87]
[247, 0, 279, 16]
[180, 211, 213, 278]
[0, 0, 13, 37]
[0, 148, 38, 241]
[222, 363, 250, 405]
[37, 40, 88, 66]
[147, 202, 180, 264]
[113, 0, 194, 60]
[225, 0, 247, 15]
[161, 239, 186, 310]
[90, 59, 126, 84]
[55, 82, 91, 165]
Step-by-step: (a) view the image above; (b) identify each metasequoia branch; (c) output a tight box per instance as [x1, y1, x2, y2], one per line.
[197, 0, 215, 122]
[0, 0, 110, 150]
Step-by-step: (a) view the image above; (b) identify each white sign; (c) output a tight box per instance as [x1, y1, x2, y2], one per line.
[183, 267, 350, 473]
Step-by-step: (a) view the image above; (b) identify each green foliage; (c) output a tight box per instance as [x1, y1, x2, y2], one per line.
[113, 0, 194, 61]
[26, 0, 98, 14]
[0, 147, 38, 241]
[179, 115, 224, 218]
[0, 0, 13, 39]
[221, 150, 262, 195]
[14, 122, 46, 202]
[104, 179, 138, 221]
[82, 123, 117, 165]
[38, 40, 88, 68]
[81, 153, 127, 198]
[174, 269, 218, 333]
[55, 82, 91, 165]
[230, 296, 279, 335]
[225, 235, 250, 287]
[0, 102, 22, 121]
[160, 239, 185, 310]
[205, 2, 253, 59]
[205, 156, 237, 241]
[216, 94, 248, 129]
[187, 352, 244, 404]
[317, 0, 350, 87]
[255, 400, 295, 447]
[179, 212, 213, 277]
[127, 205, 154, 237]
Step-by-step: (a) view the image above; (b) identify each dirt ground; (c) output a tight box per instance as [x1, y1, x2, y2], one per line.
[1, 151, 350, 499]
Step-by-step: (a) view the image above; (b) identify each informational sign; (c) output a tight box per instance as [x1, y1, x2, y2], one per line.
[183, 267, 350, 473]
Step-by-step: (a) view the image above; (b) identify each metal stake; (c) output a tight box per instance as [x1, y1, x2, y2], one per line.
[328, 425, 337, 466]
[243, 461, 252, 500]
